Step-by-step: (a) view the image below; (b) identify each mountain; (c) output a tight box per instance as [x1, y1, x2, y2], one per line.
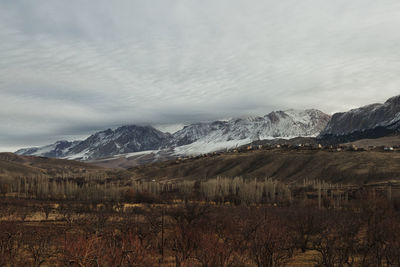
[319, 95, 400, 143]
[171, 109, 330, 155]
[16, 109, 330, 160]
[16, 125, 171, 160]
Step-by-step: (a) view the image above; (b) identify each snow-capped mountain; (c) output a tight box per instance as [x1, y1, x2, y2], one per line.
[171, 109, 330, 155]
[16, 109, 330, 160]
[16, 125, 171, 160]
[318, 94, 400, 143]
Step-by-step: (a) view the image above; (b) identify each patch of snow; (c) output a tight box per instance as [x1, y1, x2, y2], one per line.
[173, 138, 253, 155]
[30, 144, 56, 156]
[113, 150, 159, 159]
[64, 149, 90, 160]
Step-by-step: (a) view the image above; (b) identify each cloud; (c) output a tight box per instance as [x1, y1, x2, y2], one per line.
[1, 0, 400, 151]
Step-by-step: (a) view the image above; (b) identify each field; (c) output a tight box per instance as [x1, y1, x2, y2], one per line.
[0, 149, 400, 266]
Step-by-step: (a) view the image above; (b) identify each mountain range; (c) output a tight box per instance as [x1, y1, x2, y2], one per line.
[16, 109, 330, 160]
[16, 94, 400, 161]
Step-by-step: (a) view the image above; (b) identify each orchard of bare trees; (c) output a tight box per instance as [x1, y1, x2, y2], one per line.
[1, 173, 400, 266]
[1, 192, 400, 266]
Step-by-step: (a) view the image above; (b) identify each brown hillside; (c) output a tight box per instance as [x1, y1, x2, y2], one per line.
[0, 153, 131, 179]
[129, 149, 400, 184]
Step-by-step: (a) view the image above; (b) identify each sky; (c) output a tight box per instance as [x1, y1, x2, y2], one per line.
[1, 0, 400, 152]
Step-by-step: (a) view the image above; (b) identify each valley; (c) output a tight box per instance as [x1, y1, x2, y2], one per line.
[1, 94, 400, 266]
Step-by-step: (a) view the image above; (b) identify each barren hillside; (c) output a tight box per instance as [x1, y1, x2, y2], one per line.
[129, 149, 400, 184]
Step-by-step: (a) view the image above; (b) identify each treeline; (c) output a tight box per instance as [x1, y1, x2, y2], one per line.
[0, 175, 296, 205]
[3, 174, 393, 208]
[1, 195, 400, 266]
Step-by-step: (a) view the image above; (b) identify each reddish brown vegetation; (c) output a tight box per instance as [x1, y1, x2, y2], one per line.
[1, 194, 400, 266]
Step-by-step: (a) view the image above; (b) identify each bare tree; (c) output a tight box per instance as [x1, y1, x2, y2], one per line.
[245, 212, 294, 267]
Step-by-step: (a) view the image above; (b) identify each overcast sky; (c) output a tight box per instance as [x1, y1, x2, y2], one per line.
[1, 0, 400, 151]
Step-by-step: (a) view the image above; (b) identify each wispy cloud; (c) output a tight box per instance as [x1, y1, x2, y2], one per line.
[1, 0, 400, 151]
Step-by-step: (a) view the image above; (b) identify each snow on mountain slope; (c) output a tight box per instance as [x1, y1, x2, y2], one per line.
[15, 140, 79, 158]
[173, 138, 253, 155]
[171, 109, 330, 155]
